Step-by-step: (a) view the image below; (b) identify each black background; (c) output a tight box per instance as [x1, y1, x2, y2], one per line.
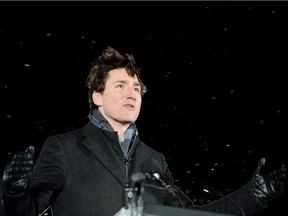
[1, 1, 288, 215]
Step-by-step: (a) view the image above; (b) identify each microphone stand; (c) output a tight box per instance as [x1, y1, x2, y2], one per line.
[130, 183, 144, 216]
[115, 173, 145, 216]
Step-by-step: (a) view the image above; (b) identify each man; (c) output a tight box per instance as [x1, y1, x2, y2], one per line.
[1, 46, 286, 216]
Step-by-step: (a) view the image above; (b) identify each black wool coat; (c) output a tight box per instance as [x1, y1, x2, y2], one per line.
[2, 122, 265, 216]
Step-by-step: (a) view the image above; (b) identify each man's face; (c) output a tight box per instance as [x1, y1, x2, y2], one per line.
[92, 68, 142, 127]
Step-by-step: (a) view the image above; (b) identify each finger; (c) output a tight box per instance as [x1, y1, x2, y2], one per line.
[255, 157, 266, 174]
[25, 145, 35, 159]
[11, 156, 33, 168]
[259, 157, 266, 166]
[13, 152, 28, 161]
[277, 163, 286, 179]
[10, 164, 33, 172]
[10, 178, 29, 190]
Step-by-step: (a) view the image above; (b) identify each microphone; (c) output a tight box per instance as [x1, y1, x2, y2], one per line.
[203, 186, 246, 216]
[130, 172, 148, 192]
[125, 172, 147, 204]
[141, 158, 177, 196]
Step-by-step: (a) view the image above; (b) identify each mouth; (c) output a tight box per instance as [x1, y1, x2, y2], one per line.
[123, 104, 135, 109]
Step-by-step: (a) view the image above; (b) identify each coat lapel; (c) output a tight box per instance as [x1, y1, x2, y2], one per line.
[81, 122, 127, 186]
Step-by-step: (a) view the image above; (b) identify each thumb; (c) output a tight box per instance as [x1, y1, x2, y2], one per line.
[255, 157, 266, 175]
[25, 145, 35, 159]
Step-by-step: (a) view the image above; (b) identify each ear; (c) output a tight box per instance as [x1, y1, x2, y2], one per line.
[92, 91, 102, 106]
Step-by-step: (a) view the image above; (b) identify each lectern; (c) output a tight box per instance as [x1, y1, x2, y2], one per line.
[143, 203, 237, 216]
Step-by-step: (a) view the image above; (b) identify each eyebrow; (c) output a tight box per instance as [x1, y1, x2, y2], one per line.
[115, 80, 141, 87]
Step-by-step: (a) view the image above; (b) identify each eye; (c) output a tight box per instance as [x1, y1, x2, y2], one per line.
[116, 84, 123, 89]
[134, 87, 141, 93]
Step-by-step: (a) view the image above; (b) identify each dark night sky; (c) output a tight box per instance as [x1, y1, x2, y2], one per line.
[1, 1, 288, 215]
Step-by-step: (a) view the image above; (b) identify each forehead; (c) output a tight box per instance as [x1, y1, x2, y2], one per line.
[107, 68, 139, 83]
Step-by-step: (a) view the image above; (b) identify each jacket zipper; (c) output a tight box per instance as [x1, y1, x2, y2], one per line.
[124, 136, 136, 182]
[123, 137, 136, 204]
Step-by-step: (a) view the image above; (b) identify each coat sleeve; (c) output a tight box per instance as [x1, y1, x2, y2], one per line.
[1, 189, 36, 216]
[193, 182, 266, 216]
[2, 136, 66, 216]
[158, 151, 266, 216]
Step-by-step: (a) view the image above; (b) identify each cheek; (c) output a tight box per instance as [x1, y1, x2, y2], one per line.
[136, 98, 142, 110]
[104, 95, 119, 106]
[110, 96, 120, 104]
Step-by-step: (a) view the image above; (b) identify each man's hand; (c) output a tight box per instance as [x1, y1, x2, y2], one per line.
[251, 157, 286, 206]
[2, 145, 35, 194]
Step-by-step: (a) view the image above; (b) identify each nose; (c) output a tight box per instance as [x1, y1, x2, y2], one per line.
[126, 86, 137, 100]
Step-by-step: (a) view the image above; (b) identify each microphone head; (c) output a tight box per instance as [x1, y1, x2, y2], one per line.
[141, 158, 162, 175]
[131, 172, 147, 183]
[130, 172, 147, 188]
[140, 158, 177, 196]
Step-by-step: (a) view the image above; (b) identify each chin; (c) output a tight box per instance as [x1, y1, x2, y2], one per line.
[122, 118, 136, 124]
